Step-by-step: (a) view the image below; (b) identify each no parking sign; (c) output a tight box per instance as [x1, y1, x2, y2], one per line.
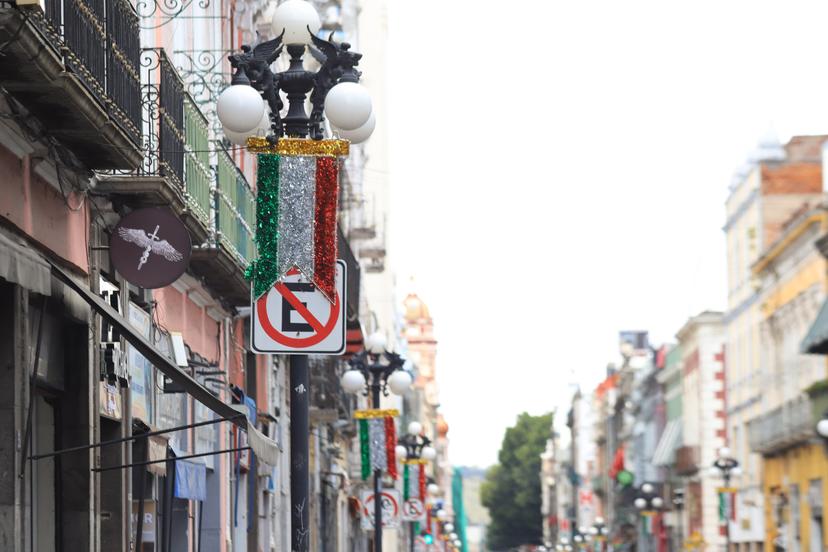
[251, 261, 346, 355]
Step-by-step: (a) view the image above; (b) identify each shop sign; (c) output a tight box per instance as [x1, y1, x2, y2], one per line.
[130, 500, 156, 543]
[127, 302, 153, 423]
[110, 208, 191, 289]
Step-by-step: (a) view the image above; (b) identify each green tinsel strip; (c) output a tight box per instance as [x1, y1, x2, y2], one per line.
[403, 463, 410, 500]
[244, 153, 280, 299]
[359, 418, 371, 480]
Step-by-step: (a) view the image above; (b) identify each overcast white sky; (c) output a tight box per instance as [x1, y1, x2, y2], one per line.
[385, 0, 828, 468]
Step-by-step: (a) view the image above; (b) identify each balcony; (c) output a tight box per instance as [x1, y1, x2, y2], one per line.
[97, 50, 254, 303]
[674, 445, 699, 475]
[747, 395, 814, 455]
[0, 0, 141, 168]
[96, 50, 210, 237]
[309, 357, 354, 425]
[188, 147, 255, 305]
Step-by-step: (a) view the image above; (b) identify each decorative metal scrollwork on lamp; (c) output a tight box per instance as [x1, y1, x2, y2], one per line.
[216, 0, 375, 146]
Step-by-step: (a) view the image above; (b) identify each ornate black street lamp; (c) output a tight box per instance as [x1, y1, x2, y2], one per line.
[395, 424, 437, 552]
[216, 0, 375, 144]
[712, 447, 741, 552]
[341, 331, 412, 552]
[589, 516, 608, 552]
[672, 488, 685, 551]
[634, 483, 663, 552]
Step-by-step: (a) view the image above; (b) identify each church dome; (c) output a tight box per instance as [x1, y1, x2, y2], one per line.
[436, 415, 449, 437]
[403, 293, 431, 323]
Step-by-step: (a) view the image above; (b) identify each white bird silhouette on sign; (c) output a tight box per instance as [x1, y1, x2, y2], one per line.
[118, 225, 183, 271]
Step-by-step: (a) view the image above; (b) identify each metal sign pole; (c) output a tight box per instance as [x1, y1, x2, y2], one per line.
[290, 354, 310, 552]
[372, 380, 383, 552]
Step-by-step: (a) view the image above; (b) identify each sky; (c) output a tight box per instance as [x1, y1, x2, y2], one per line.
[385, 0, 828, 468]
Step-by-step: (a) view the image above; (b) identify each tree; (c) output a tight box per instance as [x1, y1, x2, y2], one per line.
[481, 411, 553, 550]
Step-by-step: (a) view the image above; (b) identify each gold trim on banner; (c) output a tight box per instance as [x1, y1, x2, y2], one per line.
[354, 409, 400, 419]
[402, 458, 427, 465]
[246, 137, 350, 157]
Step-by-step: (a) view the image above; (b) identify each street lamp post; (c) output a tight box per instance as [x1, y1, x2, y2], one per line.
[396, 425, 437, 552]
[634, 483, 664, 552]
[589, 517, 608, 552]
[712, 447, 741, 552]
[218, 2, 376, 550]
[342, 331, 411, 552]
[672, 488, 685, 552]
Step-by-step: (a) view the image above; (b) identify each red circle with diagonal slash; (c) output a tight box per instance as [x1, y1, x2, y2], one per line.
[256, 270, 340, 348]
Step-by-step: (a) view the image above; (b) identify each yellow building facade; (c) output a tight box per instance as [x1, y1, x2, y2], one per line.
[748, 209, 828, 552]
[724, 136, 828, 551]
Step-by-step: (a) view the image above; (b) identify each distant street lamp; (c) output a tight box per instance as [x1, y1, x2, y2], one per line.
[634, 483, 663, 552]
[342, 331, 411, 552]
[397, 423, 437, 552]
[590, 517, 608, 552]
[672, 488, 685, 551]
[712, 447, 741, 552]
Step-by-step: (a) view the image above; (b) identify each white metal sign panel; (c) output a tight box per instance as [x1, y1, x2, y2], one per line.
[360, 488, 401, 530]
[251, 260, 346, 355]
[402, 498, 426, 522]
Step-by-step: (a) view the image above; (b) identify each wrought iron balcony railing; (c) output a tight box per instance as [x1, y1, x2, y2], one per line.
[747, 394, 814, 455]
[216, 147, 255, 267]
[0, 0, 142, 167]
[152, 48, 212, 225]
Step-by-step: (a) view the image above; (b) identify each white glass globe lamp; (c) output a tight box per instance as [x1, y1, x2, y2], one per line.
[634, 497, 647, 509]
[271, 0, 321, 45]
[817, 418, 828, 438]
[651, 497, 664, 509]
[340, 369, 366, 394]
[641, 483, 654, 494]
[427, 483, 439, 496]
[444, 523, 454, 533]
[223, 110, 270, 145]
[421, 446, 437, 461]
[217, 85, 264, 133]
[395, 445, 407, 460]
[335, 111, 375, 144]
[365, 331, 386, 355]
[408, 421, 422, 436]
[718, 446, 731, 459]
[436, 509, 447, 521]
[388, 370, 412, 395]
[324, 82, 372, 130]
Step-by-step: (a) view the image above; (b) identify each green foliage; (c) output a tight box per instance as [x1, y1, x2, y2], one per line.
[481, 412, 553, 550]
[806, 378, 828, 397]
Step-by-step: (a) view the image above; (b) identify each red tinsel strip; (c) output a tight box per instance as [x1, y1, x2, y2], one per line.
[385, 415, 397, 479]
[418, 463, 426, 500]
[313, 157, 339, 301]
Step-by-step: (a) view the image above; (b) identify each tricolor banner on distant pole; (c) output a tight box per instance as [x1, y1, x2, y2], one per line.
[402, 459, 426, 501]
[245, 138, 349, 302]
[355, 409, 399, 480]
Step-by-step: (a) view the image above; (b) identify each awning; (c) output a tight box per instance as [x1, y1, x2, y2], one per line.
[652, 419, 682, 467]
[802, 299, 828, 354]
[49, 261, 281, 466]
[0, 227, 51, 295]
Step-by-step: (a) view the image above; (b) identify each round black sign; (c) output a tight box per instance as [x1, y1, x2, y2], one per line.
[110, 208, 192, 289]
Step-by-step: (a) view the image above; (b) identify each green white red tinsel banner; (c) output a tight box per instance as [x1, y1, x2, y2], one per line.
[402, 459, 426, 501]
[355, 409, 398, 480]
[244, 139, 349, 302]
